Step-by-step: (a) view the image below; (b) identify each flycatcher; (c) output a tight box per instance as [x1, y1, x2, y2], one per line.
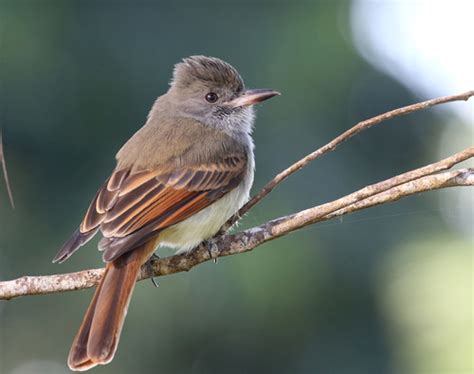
[53, 55, 279, 371]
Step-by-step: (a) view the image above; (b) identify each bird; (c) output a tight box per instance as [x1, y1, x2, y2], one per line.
[53, 55, 279, 371]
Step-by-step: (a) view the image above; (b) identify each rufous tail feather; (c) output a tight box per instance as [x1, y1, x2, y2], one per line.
[67, 240, 157, 371]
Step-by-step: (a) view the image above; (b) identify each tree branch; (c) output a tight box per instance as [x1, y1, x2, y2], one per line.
[222, 90, 474, 230]
[0, 91, 472, 301]
[1, 161, 471, 300]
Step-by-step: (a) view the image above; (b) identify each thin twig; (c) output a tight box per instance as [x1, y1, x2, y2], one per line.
[0, 24, 13, 209]
[0, 128, 15, 209]
[324, 168, 473, 221]
[221, 90, 474, 230]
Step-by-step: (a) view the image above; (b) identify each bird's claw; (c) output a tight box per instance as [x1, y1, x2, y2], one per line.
[149, 253, 160, 287]
[204, 240, 218, 264]
[150, 253, 160, 262]
[151, 277, 159, 288]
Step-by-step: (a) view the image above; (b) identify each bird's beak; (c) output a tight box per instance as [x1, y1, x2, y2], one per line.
[228, 88, 280, 108]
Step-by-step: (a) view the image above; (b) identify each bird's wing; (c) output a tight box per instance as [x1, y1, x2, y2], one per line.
[53, 153, 247, 263]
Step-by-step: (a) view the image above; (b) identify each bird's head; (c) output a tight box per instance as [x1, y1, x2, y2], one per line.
[168, 55, 279, 133]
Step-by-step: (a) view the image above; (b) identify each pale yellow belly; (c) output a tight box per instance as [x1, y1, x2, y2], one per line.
[157, 169, 253, 253]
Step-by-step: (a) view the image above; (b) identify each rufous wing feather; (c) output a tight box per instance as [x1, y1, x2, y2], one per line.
[53, 153, 246, 264]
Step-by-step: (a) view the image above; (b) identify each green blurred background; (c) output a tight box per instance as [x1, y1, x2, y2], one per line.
[0, 1, 472, 373]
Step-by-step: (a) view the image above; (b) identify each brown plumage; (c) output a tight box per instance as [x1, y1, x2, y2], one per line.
[53, 55, 279, 371]
[66, 240, 156, 371]
[171, 55, 244, 92]
[54, 144, 247, 263]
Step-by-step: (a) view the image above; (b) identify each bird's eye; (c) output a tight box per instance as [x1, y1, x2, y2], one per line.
[205, 92, 218, 103]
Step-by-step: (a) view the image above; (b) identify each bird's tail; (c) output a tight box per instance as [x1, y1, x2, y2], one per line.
[67, 240, 157, 371]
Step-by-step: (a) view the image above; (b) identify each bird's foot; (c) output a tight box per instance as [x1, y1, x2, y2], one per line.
[149, 253, 160, 287]
[150, 253, 160, 262]
[151, 277, 160, 288]
[203, 240, 218, 264]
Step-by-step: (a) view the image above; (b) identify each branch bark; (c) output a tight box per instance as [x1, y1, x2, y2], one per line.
[222, 90, 474, 229]
[0, 92, 472, 301]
